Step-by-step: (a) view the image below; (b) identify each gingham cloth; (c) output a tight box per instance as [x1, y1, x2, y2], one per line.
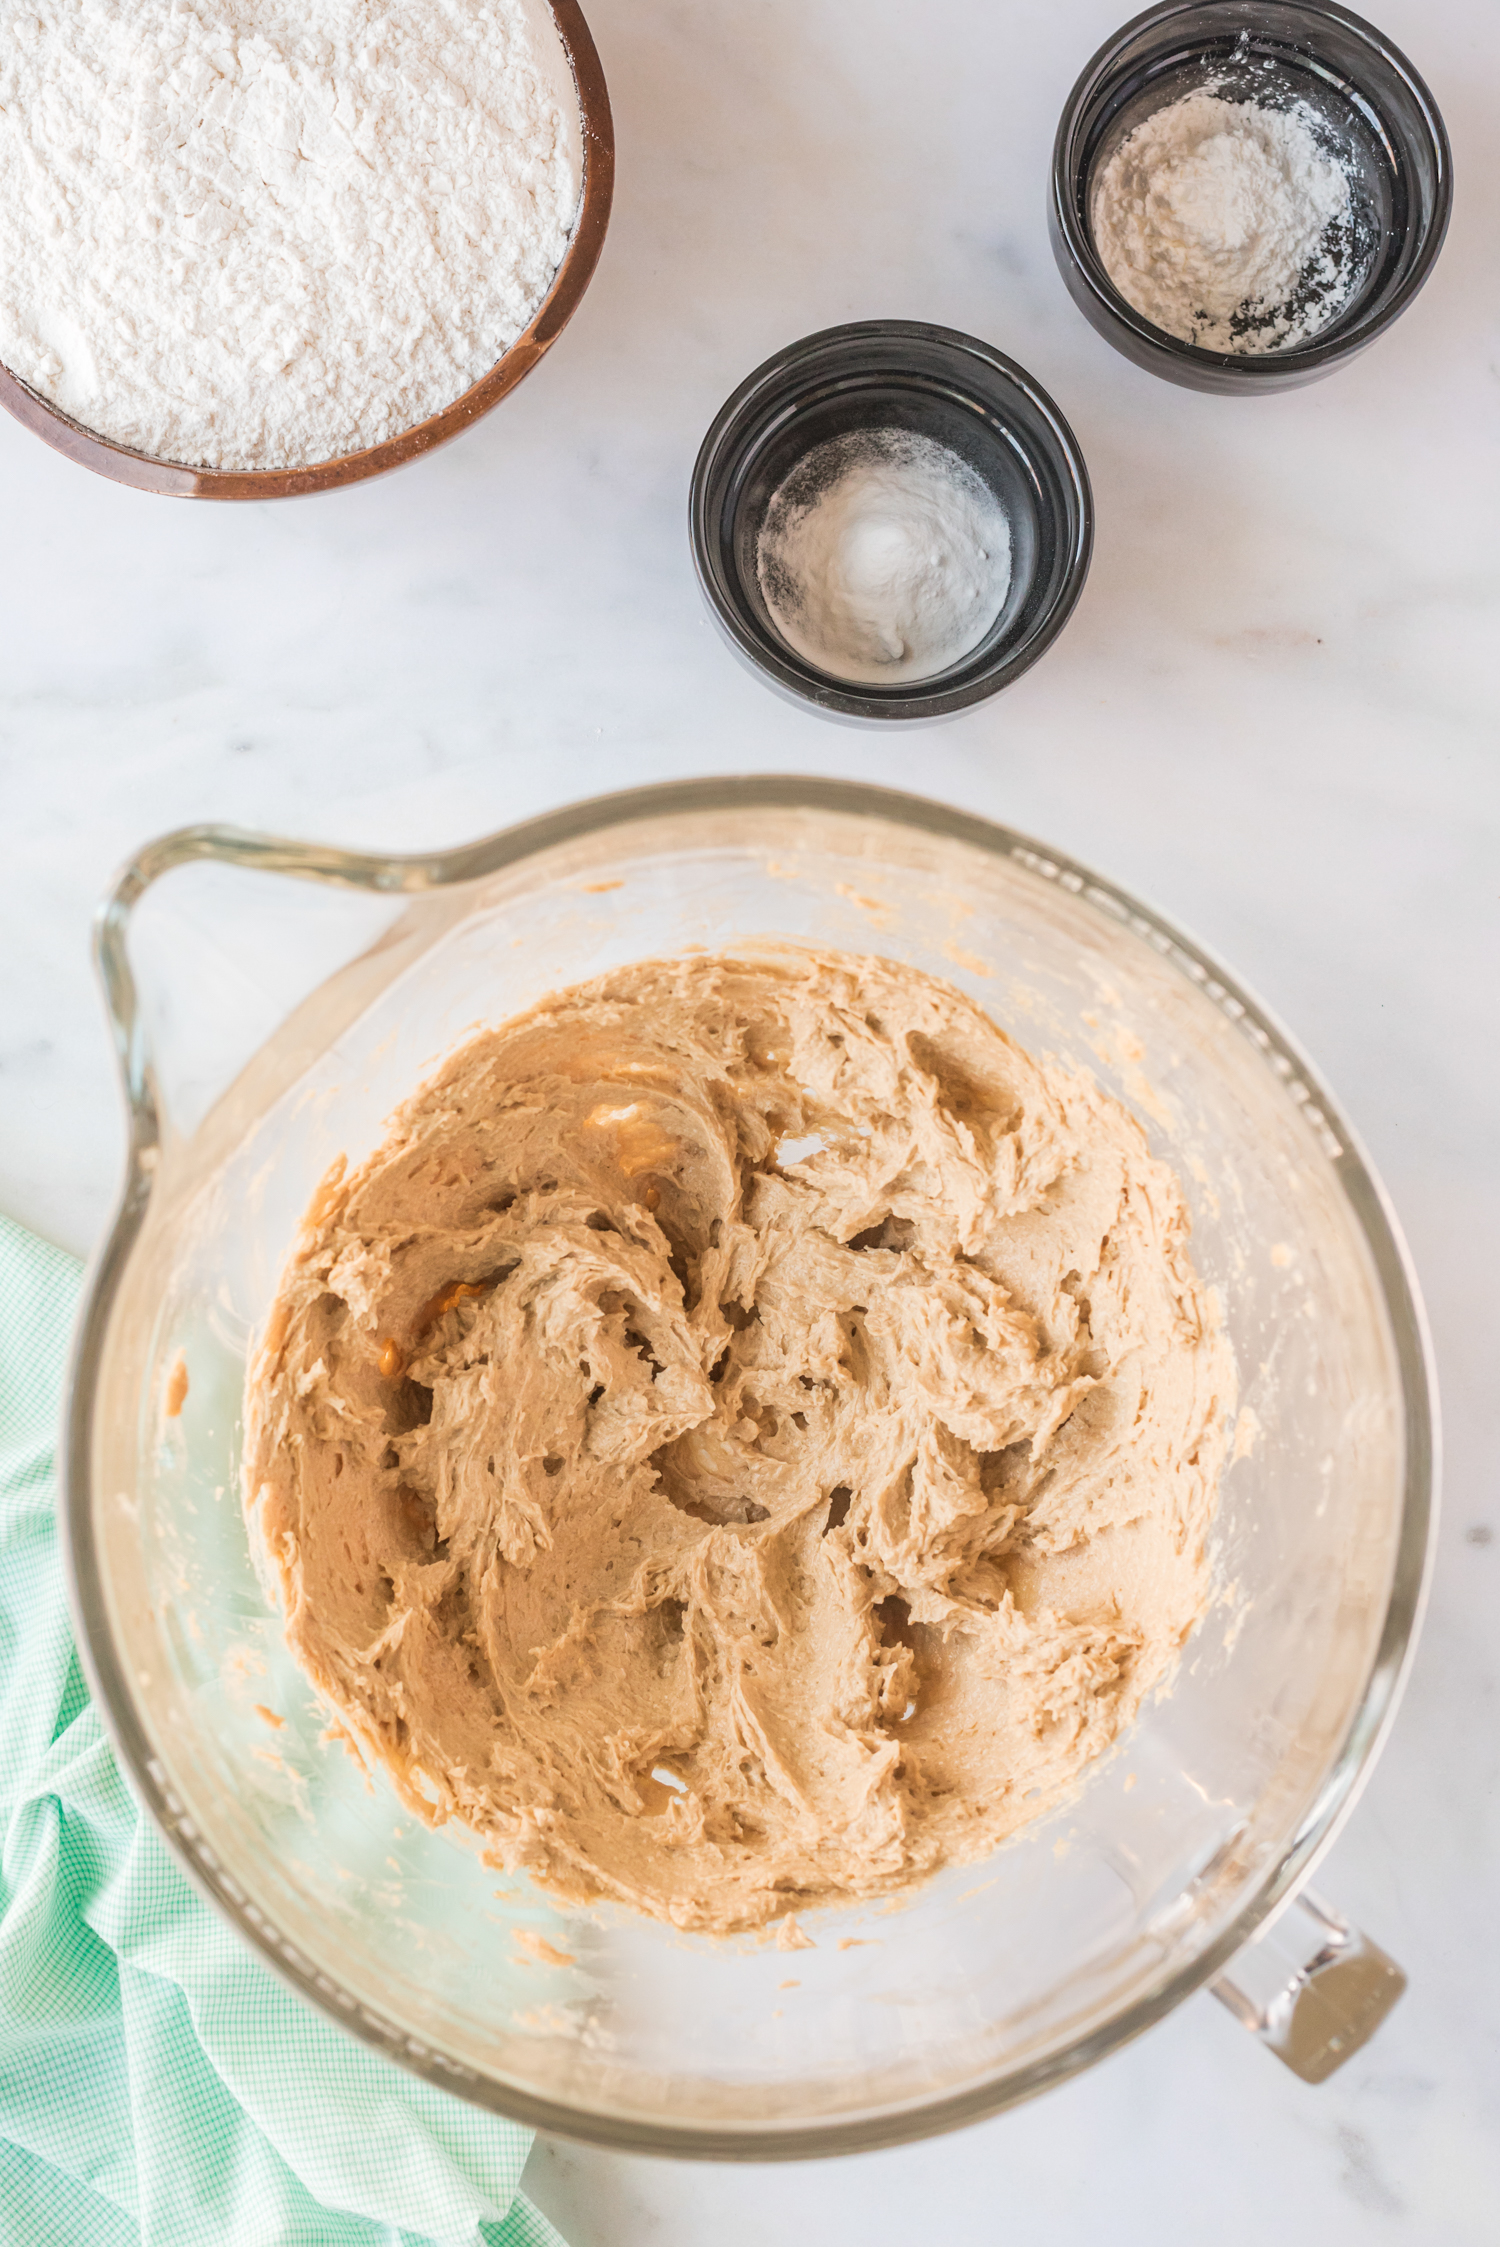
[0, 1215, 565, 2247]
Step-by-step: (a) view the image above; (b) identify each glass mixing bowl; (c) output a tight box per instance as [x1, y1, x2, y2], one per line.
[64, 778, 1434, 2154]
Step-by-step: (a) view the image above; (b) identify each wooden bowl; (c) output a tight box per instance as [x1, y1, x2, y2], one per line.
[0, 0, 614, 501]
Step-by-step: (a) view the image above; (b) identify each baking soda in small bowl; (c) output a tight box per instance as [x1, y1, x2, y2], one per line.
[756, 430, 1012, 687]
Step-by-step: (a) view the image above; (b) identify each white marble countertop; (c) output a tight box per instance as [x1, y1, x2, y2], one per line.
[3, 0, 1496, 2236]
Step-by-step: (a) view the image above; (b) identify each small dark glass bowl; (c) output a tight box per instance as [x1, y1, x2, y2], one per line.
[689, 322, 1093, 723]
[1050, 0, 1452, 395]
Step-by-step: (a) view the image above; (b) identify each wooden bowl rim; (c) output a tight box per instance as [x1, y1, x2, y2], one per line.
[0, 0, 614, 502]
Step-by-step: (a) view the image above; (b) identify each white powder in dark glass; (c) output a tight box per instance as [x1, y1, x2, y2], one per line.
[757, 430, 1012, 688]
[1092, 89, 1355, 353]
[0, 0, 582, 470]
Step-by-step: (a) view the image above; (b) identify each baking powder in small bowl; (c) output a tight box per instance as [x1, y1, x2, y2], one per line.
[1091, 85, 1357, 354]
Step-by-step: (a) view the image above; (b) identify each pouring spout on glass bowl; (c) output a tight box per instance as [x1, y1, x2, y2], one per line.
[65, 779, 1437, 2152]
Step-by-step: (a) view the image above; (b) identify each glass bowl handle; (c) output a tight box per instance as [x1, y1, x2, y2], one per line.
[92, 823, 450, 1167]
[1210, 1889, 1406, 2083]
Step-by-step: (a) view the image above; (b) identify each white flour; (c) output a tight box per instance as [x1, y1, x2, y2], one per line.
[1092, 90, 1353, 353]
[757, 430, 1012, 688]
[0, 0, 582, 470]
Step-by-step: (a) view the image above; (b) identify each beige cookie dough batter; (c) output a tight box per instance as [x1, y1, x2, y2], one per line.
[244, 948, 1231, 1932]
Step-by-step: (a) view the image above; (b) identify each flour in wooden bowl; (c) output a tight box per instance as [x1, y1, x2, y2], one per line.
[0, 0, 582, 470]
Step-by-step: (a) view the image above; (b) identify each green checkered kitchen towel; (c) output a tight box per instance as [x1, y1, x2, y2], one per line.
[0, 1214, 566, 2247]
